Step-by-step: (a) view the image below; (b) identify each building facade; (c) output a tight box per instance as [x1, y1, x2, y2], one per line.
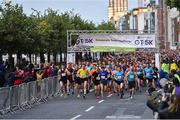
[119, 5, 156, 33]
[108, 0, 128, 29]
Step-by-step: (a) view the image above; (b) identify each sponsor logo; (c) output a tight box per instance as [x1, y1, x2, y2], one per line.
[76, 38, 93, 45]
[134, 40, 153, 46]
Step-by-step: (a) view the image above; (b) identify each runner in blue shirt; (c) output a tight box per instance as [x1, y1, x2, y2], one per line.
[114, 67, 124, 99]
[144, 63, 154, 88]
[126, 67, 136, 99]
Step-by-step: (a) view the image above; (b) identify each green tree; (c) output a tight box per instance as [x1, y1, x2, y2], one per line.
[0, 1, 27, 66]
[97, 21, 116, 30]
[166, 0, 180, 10]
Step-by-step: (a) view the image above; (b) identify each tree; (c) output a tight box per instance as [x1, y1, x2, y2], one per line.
[0, 1, 116, 65]
[0, 1, 27, 67]
[97, 21, 116, 30]
[166, 0, 180, 11]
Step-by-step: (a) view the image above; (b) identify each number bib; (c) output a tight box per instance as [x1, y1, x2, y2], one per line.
[61, 73, 66, 77]
[101, 76, 106, 79]
[130, 75, 134, 79]
[118, 76, 122, 79]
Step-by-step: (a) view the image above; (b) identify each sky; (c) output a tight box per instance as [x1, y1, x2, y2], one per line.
[6, 0, 154, 24]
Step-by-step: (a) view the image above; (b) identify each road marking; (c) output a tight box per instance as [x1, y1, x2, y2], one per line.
[70, 115, 81, 120]
[107, 94, 113, 98]
[90, 89, 94, 92]
[106, 115, 141, 119]
[98, 100, 104, 103]
[85, 106, 95, 112]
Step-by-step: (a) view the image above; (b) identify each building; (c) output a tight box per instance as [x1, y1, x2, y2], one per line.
[119, 3, 156, 33]
[158, 0, 180, 49]
[108, 0, 128, 29]
[138, 0, 147, 7]
[157, 0, 167, 49]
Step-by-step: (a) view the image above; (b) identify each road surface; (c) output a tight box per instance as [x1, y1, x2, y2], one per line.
[6, 88, 153, 119]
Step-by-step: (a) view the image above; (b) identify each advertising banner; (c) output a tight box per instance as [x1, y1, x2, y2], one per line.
[75, 34, 156, 48]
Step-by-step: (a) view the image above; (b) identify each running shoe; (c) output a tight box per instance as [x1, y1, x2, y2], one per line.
[60, 93, 64, 97]
[64, 93, 67, 98]
[130, 96, 133, 99]
[77, 94, 80, 98]
[83, 94, 86, 99]
[120, 93, 124, 99]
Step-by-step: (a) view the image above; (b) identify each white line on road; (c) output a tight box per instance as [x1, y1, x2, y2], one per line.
[70, 115, 81, 120]
[85, 106, 95, 112]
[107, 94, 113, 98]
[90, 89, 94, 92]
[98, 100, 104, 103]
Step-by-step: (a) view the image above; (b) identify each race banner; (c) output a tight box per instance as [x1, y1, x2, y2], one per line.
[75, 34, 156, 48]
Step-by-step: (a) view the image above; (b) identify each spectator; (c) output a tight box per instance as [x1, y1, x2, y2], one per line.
[6, 68, 16, 87]
[0, 61, 6, 87]
[14, 66, 24, 85]
[158, 87, 180, 119]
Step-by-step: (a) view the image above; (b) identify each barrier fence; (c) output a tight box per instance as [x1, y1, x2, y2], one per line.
[0, 76, 59, 117]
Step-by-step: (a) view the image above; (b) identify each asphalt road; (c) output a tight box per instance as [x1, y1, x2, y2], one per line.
[5, 88, 154, 119]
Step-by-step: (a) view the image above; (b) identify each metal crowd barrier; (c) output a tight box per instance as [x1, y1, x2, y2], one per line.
[0, 76, 60, 117]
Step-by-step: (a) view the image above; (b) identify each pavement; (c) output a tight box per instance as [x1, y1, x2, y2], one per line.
[5, 88, 154, 119]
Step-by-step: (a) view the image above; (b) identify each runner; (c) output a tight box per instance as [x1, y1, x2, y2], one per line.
[86, 62, 93, 94]
[58, 65, 68, 98]
[92, 66, 101, 99]
[112, 65, 118, 93]
[107, 66, 113, 95]
[152, 63, 159, 88]
[144, 63, 154, 88]
[114, 67, 124, 99]
[99, 66, 109, 98]
[77, 64, 89, 99]
[126, 67, 137, 99]
[66, 63, 75, 95]
[136, 65, 144, 92]
[74, 65, 81, 98]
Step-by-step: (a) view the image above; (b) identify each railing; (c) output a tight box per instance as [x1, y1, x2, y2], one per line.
[0, 76, 59, 118]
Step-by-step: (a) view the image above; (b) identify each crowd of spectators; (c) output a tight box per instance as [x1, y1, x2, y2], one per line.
[0, 59, 59, 87]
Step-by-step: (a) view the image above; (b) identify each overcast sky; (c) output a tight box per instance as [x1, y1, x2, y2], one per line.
[9, 0, 156, 24]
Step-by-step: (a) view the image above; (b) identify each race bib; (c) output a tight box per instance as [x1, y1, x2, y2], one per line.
[61, 73, 66, 77]
[130, 75, 134, 79]
[101, 76, 106, 79]
[118, 76, 122, 79]
[97, 77, 100, 80]
[147, 73, 150, 76]
[82, 74, 86, 78]
[137, 72, 142, 75]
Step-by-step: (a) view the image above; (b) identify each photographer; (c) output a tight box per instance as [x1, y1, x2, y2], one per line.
[147, 68, 180, 119]
[158, 87, 180, 119]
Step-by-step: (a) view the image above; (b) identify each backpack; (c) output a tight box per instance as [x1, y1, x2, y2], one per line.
[147, 91, 162, 109]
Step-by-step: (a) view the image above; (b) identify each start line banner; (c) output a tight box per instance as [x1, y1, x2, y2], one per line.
[75, 34, 156, 48]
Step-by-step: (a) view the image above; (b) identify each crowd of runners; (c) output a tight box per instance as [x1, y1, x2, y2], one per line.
[0, 51, 179, 100]
[58, 52, 180, 100]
